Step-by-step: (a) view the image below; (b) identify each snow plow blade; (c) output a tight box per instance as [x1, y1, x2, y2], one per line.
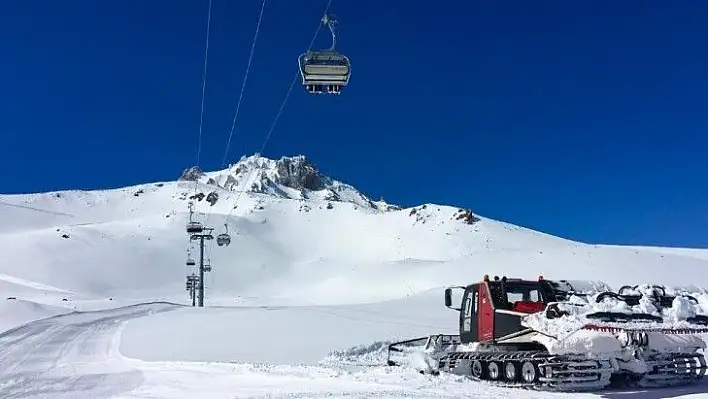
[387, 334, 460, 370]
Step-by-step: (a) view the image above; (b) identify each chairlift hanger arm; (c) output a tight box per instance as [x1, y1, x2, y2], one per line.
[321, 13, 338, 52]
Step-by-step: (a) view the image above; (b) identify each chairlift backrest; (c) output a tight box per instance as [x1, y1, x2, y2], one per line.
[216, 233, 231, 246]
[186, 221, 204, 233]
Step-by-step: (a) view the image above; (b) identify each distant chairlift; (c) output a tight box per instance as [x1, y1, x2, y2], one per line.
[216, 233, 231, 247]
[186, 221, 203, 234]
[216, 223, 231, 247]
[298, 14, 351, 95]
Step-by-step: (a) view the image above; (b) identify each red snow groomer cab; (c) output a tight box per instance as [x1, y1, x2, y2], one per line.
[387, 275, 708, 392]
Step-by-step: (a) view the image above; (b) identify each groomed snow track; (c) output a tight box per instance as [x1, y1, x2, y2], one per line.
[0, 302, 181, 399]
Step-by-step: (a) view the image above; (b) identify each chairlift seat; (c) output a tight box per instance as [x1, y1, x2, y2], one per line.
[299, 51, 351, 88]
[186, 221, 204, 234]
[216, 233, 231, 247]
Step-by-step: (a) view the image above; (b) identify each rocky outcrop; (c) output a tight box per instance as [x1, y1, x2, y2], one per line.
[178, 166, 204, 182]
[195, 154, 398, 212]
[274, 156, 328, 191]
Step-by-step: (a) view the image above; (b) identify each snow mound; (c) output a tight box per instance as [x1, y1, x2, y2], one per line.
[545, 329, 624, 356]
[320, 341, 391, 366]
[0, 298, 70, 333]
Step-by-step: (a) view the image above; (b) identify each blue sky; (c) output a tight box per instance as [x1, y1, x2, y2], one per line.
[1, 0, 706, 248]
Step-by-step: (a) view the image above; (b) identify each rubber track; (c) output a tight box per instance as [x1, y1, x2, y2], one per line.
[636, 352, 707, 388]
[440, 350, 609, 391]
[438, 350, 707, 392]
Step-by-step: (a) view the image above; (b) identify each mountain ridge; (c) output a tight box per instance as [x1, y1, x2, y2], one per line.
[177, 153, 400, 213]
[1, 153, 708, 307]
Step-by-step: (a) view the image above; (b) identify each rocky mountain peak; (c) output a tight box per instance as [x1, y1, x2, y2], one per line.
[181, 154, 399, 212]
[178, 166, 203, 182]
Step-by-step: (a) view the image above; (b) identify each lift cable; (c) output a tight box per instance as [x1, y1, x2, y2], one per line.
[200, 0, 270, 232]
[220, 0, 268, 169]
[209, 0, 334, 240]
[190, 0, 266, 238]
[193, 0, 214, 197]
[168, 0, 215, 234]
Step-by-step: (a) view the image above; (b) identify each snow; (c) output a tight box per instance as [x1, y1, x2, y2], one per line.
[0, 303, 177, 399]
[524, 287, 708, 341]
[191, 154, 395, 212]
[2, 153, 708, 397]
[530, 326, 704, 361]
[116, 360, 554, 399]
[544, 329, 623, 356]
[612, 245, 708, 262]
[0, 298, 69, 333]
[645, 332, 707, 353]
[119, 289, 454, 365]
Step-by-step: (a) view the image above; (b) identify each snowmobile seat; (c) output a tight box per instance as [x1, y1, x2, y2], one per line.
[511, 300, 545, 314]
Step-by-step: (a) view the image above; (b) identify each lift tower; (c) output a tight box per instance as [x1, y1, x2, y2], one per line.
[185, 201, 231, 307]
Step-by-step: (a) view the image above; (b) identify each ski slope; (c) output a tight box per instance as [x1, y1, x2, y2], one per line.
[0, 300, 595, 399]
[3, 297, 708, 398]
[1, 154, 708, 398]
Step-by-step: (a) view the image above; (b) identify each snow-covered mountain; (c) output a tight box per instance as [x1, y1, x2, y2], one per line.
[1, 152, 707, 307]
[179, 154, 398, 212]
[3, 153, 708, 398]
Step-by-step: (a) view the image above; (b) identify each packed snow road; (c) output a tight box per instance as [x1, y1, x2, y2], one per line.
[0, 301, 522, 398]
[0, 302, 180, 399]
[3, 301, 708, 398]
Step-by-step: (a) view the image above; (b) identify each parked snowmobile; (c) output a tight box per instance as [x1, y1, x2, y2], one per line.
[386, 275, 708, 391]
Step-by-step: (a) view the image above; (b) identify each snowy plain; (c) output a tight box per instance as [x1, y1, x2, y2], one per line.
[2, 154, 708, 398]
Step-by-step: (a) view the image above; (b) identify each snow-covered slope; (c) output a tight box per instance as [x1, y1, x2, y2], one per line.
[2, 153, 708, 398]
[1, 153, 707, 306]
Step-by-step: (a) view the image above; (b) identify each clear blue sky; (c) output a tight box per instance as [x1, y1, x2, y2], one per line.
[1, 1, 706, 248]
